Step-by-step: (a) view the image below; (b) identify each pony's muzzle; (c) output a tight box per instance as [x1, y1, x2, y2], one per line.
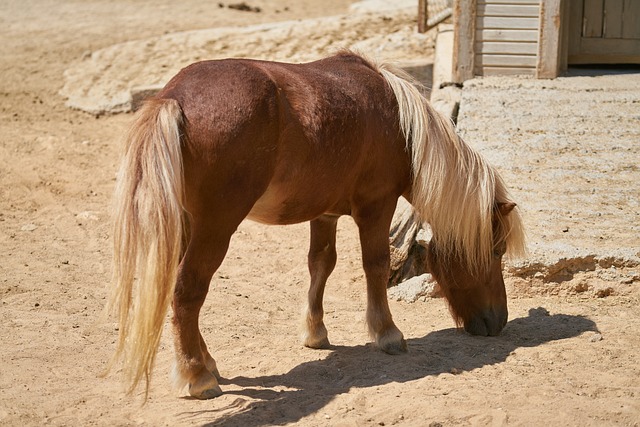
[464, 305, 508, 337]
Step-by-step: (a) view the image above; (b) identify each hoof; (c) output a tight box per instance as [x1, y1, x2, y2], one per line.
[302, 321, 330, 349]
[304, 335, 331, 349]
[380, 337, 408, 355]
[190, 384, 223, 400]
[376, 327, 408, 355]
[188, 369, 222, 399]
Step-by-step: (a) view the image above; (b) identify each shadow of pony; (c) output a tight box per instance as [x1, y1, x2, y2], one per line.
[180, 307, 597, 426]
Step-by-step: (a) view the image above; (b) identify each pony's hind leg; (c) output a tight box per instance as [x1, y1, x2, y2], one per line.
[200, 332, 220, 378]
[302, 215, 338, 349]
[354, 200, 407, 354]
[171, 222, 236, 399]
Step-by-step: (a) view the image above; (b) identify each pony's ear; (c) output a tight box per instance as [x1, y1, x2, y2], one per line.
[496, 202, 517, 216]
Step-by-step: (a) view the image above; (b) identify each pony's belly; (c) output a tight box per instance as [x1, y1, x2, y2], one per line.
[246, 185, 345, 225]
[246, 185, 299, 225]
[246, 191, 287, 225]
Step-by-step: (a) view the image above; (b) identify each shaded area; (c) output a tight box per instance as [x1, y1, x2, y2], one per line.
[566, 64, 640, 77]
[179, 308, 597, 426]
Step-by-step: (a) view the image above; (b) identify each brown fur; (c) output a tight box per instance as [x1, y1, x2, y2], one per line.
[108, 52, 525, 399]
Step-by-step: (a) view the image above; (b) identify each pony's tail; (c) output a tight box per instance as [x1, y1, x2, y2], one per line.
[106, 98, 185, 399]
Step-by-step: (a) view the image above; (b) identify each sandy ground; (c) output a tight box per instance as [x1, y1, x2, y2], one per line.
[1, 1, 639, 426]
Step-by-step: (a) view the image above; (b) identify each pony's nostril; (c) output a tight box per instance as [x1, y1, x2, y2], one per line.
[464, 316, 489, 336]
[486, 306, 507, 336]
[465, 306, 507, 337]
[486, 317, 502, 336]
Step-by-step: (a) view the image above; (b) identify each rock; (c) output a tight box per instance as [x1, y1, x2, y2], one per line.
[61, 10, 436, 115]
[387, 273, 439, 302]
[388, 198, 431, 287]
[227, 2, 261, 13]
[595, 287, 614, 298]
[349, 0, 415, 14]
[589, 333, 603, 342]
[76, 211, 100, 221]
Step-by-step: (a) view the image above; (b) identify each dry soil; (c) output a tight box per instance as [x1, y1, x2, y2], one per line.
[1, 1, 639, 426]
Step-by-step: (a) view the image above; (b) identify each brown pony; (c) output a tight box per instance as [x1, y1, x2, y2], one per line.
[108, 51, 526, 399]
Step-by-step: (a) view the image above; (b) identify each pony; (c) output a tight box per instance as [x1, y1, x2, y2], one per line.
[108, 51, 526, 399]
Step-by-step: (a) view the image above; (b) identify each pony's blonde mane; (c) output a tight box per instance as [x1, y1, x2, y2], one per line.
[376, 60, 526, 272]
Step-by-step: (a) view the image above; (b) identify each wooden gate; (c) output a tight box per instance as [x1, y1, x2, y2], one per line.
[569, 0, 640, 63]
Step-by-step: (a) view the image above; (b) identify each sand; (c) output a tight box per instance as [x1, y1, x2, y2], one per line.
[1, 1, 639, 425]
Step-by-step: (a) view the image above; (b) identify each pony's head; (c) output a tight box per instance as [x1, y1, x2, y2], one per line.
[426, 202, 522, 336]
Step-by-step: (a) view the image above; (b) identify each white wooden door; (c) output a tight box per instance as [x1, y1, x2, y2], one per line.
[569, 0, 640, 64]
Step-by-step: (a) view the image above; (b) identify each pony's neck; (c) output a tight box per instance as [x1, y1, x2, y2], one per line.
[377, 58, 525, 271]
[411, 104, 496, 272]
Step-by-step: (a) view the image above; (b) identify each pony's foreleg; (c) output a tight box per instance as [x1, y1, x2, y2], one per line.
[302, 215, 338, 349]
[171, 227, 232, 399]
[354, 201, 407, 355]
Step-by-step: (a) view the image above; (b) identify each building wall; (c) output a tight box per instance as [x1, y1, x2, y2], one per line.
[474, 0, 541, 76]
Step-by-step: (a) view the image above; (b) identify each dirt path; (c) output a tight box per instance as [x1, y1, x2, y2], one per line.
[1, 1, 639, 426]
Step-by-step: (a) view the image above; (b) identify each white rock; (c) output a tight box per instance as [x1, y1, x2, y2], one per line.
[76, 211, 100, 221]
[388, 273, 438, 302]
[350, 0, 415, 13]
